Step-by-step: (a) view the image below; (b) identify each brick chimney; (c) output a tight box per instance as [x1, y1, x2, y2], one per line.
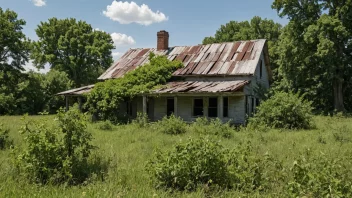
[157, 30, 169, 51]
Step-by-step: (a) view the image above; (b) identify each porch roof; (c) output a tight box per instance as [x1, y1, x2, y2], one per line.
[152, 80, 249, 94]
[56, 84, 95, 96]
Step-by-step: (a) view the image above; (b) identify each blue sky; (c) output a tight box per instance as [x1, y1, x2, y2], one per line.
[1, 0, 287, 72]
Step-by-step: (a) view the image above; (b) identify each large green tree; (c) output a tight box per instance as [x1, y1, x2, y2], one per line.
[202, 16, 282, 79]
[31, 18, 115, 87]
[272, 0, 352, 112]
[0, 8, 30, 114]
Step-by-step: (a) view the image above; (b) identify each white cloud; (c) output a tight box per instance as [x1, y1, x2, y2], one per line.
[32, 0, 46, 7]
[103, 1, 168, 25]
[111, 32, 135, 46]
[24, 61, 50, 74]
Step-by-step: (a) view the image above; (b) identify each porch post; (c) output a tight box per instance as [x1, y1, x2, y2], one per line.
[143, 95, 147, 115]
[174, 96, 178, 116]
[218, 95, 223, 120]
[78, 97, 82, 112]
[65, 96, 69, 112]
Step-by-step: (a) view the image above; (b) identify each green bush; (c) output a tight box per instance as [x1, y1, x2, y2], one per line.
[0, 123, 13, 149]
[147, 138, 273, 192]
[14, 108, 96, 185]
[191, 117, 234, 138]
[132, 112, 149, 128]
[156, 115, 187, 135]
[249, 91, 313, 129]
[96, 120, 114, 131]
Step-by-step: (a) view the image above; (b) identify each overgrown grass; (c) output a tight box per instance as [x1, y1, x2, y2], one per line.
[0, 115, 352, 197]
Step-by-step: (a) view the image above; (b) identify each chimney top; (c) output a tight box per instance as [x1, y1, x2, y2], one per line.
[157, 30, 169, 51]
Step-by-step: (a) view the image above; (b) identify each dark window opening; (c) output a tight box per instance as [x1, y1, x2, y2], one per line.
[223, 97, 229, 117]
[193, 98, 204, 116]
[208, 97, 218, 117]
[126, 101, 133, 116]
[251, 97, 255, 114]
[260, 60, 263, 79]
[167, 98, 174, 116]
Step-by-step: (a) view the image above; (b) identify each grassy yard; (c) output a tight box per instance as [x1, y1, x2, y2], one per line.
[0, 115, 352, 197]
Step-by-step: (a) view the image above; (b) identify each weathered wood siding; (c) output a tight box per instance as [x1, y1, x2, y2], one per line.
[146, 95, 246, 124]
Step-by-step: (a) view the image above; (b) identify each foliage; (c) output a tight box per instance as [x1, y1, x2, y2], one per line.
[191, 117, 234, 138]
[0, 8, 30, 114]
[131, 112, 149, 128]
[288, 151, 352, 197]
[14, 108, 96, 185]
[0, 123, 12, 150]
[272, 0, 352, 112]
[155, 115, 187, 135]
[147, 138, 234, 191]
[0, 70, 72, 115]
[95, 120, 114, 131]
[87, 54, 183, 121]
[249, 91, 313, 129]
[202, 16, 282, 79]
[31, 18, 114, 87]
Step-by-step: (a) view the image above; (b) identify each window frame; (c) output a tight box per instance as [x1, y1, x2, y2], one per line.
[192, 98, 204, 117]
[208, 97, 218, 118]
[223, 97, 229, 118]
[166, 97, 175, 117]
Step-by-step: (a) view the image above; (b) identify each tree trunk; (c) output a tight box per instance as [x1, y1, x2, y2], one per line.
[333, 78, 345, 112]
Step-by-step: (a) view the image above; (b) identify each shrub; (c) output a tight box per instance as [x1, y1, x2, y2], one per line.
[132, 112, 149, 128]
[191, 117, 234, 138]
[147, 138, 234, 191]
[96, 120, 114, 131]
[14, 108, 96, 185]
[156, 115, 187, 135]
[249, 91, 313, 129]
[0, 123, 13, 149]
[147, 138, 273, 192]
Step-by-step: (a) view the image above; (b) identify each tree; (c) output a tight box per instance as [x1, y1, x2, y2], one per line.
[202, 16, 282, 79]
[0, 8, 30, 114]
[272, 0, 352, 112]
[31, 18, 114, 87]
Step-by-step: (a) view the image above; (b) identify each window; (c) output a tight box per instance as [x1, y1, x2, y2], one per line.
[167, 98, 174, 116]
[251, 97, 255, 114]
[260, 60, 263, 79]
[223, 97, 229, 117]
[208, 97, 218, 117]
[193, 98, 204, 116]
[126, 101, 133, 116]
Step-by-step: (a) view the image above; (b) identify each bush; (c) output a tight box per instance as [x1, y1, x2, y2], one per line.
[249, 91, 313, 129]
[96, 120, 114, 131]
[0, 124, 13, 149]
[191, 117, 234, 138]
[147, 138, 273, 192]
[14, 108, 96, 185]
[132, 112, 149, 128]
[156, 115, 187, 135]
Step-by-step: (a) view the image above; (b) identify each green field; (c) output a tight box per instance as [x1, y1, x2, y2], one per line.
[1, 115, 352, 197]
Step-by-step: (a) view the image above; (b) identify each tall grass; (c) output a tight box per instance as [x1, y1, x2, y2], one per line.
[0, 115, 351, 197]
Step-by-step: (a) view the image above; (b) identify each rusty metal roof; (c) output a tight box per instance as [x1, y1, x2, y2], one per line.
[153, 80, 249, 94]
[98, 39, 268, 80]
[57, 85, 94, 96]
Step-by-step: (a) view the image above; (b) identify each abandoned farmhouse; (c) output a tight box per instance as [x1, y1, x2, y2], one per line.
[59, 30, 271, 124]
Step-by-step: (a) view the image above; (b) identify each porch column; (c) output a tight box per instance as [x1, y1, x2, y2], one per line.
[174, 96, 178, 116]
[218, 95, 223, 119]
[65, 96, 69, 112]
[143, 95, 147, 115]
[78, 97, 82, 112]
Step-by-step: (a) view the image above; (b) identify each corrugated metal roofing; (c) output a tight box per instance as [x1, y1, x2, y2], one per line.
[153, 80, 249, 94]
[57, 85, 94, 96]
[98, 39, 267, 80]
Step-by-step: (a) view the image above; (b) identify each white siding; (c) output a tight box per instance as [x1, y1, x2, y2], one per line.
[141, 95, 246, 124]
